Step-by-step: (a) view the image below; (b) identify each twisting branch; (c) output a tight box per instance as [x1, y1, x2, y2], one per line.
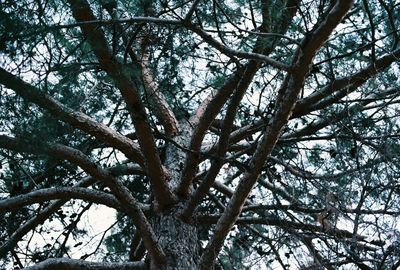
[177, 69, 245, 196]
[47, 17, 182, 30]
[184, 22, 291, 71]
[285, 87, 400, 138]
[197, 215, 370, 242]
[180, 64, 254, 219]
[0, 187, 121, 212]
[178, 0, 299, 196]
[140, 39, 180, 137]
[101, 4, 180, 138]
[0, 176, 94, 258]
[293, 48, 400, 117]
[0, 67, 144, 166]
[66, 0, 175, 208]
[199, 1, 355, 268]
[184, 0, 202, 21]
[269, 156, 386, 181]
[224, 84, 398, 147]
[0, 135, 167, 265]
[226, 119, 266, 146]
[214, 0, 300, 46]
[0, 162, 143, 258]
[22, 258, 146, 270]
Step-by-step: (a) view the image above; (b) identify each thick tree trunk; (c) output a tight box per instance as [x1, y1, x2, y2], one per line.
[150, 205, 200, 270]
[149, 122, 201, 269]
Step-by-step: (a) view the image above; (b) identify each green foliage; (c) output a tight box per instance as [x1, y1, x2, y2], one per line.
[0, 0, 399, 268]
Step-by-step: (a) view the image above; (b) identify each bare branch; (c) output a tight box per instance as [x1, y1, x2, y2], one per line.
[177, 68, 245, 195]
[0, 176, 94, 258]
[0, 67, 144, 166]
[47, 17, 181, 30]
[0, 162, 143, 258]
[140, 42, 180, 137]
[22, 258, 146, 270]
[285, 87, 400, 138]
[184, 0, 202, 21]
[67, 0, 175, 208]
[0, 187, 122, 212]
[294, 48, 400, 117]
[197, 215, 369, 242]
[269, 156, 386, 181]
[199, 1, 355, 268]
[178, 0, 300, 197]
[184, 22, 291, 71]
[0, 135, 166, 265]
[191, 0, 300, 162]
[101, 6, 180, 138]
[181, 73, 251, 219]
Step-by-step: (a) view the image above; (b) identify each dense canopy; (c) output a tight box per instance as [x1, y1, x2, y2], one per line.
[0, 0, 399, 269]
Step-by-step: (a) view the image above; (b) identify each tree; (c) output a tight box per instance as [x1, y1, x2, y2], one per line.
[0, 0, 399, 269]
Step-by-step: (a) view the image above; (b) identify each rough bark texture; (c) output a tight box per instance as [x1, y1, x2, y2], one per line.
[146, 120, 200, 269]
[164, 120, 194, 191]
[150, 205, 200, 270]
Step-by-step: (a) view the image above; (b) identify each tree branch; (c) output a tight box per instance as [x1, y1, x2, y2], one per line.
[0, 135, 166, 265]
[66, 0, 175, 208]
[0, 162, 143, 258]
[22, 258, 146, 270]
[184, 22, 291, 71]
[140, 42, 180, 137]
[177, 68, 245, 195]
[197, 215, 367, 241]
[101, 5, 180, 138]
[0, 176, 94, 258]
[181, 71, 252, 219]
[178, 0, 299, 196]
[0, 67, 144, 166]
[293, 48, 400, 117]
[184, 0, 202, 21]
[0, 187, 122, 213]
[199, 1, 355, 268]
[49, 17, 181, 30]
[269, 156, 386, 181]
[284, 87, 399, 138]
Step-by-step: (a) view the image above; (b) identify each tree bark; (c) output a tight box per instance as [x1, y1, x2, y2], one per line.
[146, 120, 201, 269]
[150, 205, 200, 270]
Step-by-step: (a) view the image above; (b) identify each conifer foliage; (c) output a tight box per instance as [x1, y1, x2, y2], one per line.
[0, 0, 399, 269]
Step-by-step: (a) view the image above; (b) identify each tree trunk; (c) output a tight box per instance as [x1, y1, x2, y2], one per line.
[150, 205, 200, 270]
[149, 123, 201, 269]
